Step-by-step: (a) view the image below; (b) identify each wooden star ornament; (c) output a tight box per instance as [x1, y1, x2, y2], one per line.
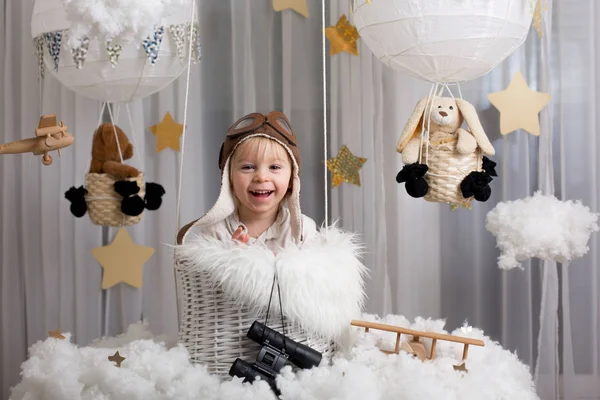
[108, 351, 126, 367]
[325, 15, 360, 56]
[149, 112, 184, 152]
[326, 145, 367, 187]
[48, 329, 66, 340]
[272, 0, 309, 18]
[488, 71, 551, 136]
[453, 362, 468, 373]
[91, 228, 155, 289]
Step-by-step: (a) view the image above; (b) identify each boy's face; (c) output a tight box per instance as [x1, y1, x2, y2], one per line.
[230, 141, 292, 220]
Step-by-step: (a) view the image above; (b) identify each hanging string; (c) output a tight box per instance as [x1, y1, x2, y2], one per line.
[418, 83, 437, 165]
[125, 103, 143, 167]
[106, 103, 124, 163]
[175, 0, 197, 235]
[322, 0, 329, 226]
[262, 270, 287, 351]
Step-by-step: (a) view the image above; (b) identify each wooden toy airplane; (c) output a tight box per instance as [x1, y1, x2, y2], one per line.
[351, 320, 485, 370]
[0, 114, 74, 165]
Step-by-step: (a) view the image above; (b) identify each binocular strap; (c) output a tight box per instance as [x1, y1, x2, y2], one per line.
[263, 271, 287, 353]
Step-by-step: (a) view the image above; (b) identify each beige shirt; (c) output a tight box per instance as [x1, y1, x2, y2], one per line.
[197, 206, 317, 252]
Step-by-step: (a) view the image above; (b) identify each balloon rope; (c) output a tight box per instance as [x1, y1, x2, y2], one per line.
[106, 103, 124, 163]
[175, 0, 197, 236]
[322, 0, 328, 226]
[125, 104, 143, 167]
[418, 83, 436, 165]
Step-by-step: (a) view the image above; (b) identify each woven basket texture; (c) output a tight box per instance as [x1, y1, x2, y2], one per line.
[85, 172, 145, 227]
[422, 140, 481, 207]
[174, 265, 335, 377]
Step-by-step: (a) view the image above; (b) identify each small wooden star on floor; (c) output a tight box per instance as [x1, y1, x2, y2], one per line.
[488, 71, 551, 136]
[326, 145, 367, 187]
[272, 0, 309, 18]
[48, 329, 66, 340]
[149, 112, 184, 152]
[453, 362, 468, 372]
[325, 14, 360, 56]
[108, 351, 126, 367]
[91, 228, 155, 289]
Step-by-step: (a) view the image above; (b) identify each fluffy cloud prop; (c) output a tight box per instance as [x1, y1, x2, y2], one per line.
[486, 191, 599, 269]
[61, 0, 188, 48]
[10, 316, 538, 400]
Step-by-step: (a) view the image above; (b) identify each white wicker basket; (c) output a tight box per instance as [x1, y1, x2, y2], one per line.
[422, 138, 482, 207]
[174, 262, 335, 377]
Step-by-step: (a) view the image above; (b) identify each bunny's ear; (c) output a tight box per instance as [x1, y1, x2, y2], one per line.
[455, 99, 495, 156]
[397, 97, 428, 153]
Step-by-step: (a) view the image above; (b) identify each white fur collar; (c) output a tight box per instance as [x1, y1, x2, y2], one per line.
[175, 225, 367, 342]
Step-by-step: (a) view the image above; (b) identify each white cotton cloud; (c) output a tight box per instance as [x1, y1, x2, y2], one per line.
[486, 191, 599, 270]
[10, 317, 538, 400]
[61, 0, 188, 48]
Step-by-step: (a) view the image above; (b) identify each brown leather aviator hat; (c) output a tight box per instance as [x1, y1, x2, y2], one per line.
[177, 111, 304, 245]
[218, 111, 301, 172]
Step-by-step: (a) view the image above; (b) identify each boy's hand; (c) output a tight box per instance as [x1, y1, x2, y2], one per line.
[232, 226, 250, 244]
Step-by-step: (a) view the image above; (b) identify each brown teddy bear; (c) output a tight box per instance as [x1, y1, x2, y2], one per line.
[89, 123, 140, 178]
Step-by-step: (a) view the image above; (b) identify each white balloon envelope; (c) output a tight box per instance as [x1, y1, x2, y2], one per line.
[31, 0, 199, 104]
[351, 0, 535, 83]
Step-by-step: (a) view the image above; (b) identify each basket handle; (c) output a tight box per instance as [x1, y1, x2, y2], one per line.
[176, 218, 200, 245]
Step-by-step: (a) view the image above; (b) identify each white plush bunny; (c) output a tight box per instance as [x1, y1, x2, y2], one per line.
[396, 96, 495, 164]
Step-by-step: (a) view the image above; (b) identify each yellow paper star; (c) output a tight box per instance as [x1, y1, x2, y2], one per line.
[272, 0, 309, 18]
[453, 362, 468, 373]
[488, 71, 551, 136]
[149, 112, 184, 152]
[326, 145, 367, 187]
[48, 329, 66, 340]
[91, 228, 155, 289]
[108, 351, 126, 367]
[325, 15, 360, 56]
[533, 0, 547, 38]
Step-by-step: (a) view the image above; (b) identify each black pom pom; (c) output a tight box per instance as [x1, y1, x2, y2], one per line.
[482, 156, 498, 177]
[64, 186, 88, 218]
[460, 171, 493, 202]
[121, 195, 145, 216]
[396, 163, 429, 198]
[114, 181, 140, 197]
[405, 178, 429, 198]
[144, 182, 166, 211]
[396, 163, 428, 183]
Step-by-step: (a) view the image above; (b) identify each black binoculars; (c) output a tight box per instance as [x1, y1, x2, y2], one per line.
[229, 320, 322, 394]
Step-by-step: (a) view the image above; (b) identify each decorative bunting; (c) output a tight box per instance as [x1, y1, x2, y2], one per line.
[488, 71, 551, 136]
[44, 31, 63, 71]
[149, 112, 184, 152]
[108, 351, 126, 367]
[106, 42, 123, 69]
[33, 36, 45, 80]
[326, 145, 367, 187]
[71, 37, 90, 69]
[325, 15, 360, 56]
[532, 0, 547, 38]
[273, 0, 309, 18]
[168, 23, 187, 62]
[91, 228, 155, 289]
[191, 22, 202, 63]
[143, 26, 165, 65]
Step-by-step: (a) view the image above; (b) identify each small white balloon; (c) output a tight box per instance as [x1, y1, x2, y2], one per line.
[351, 0, 535, 83]
[31, 0, 199, 104]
